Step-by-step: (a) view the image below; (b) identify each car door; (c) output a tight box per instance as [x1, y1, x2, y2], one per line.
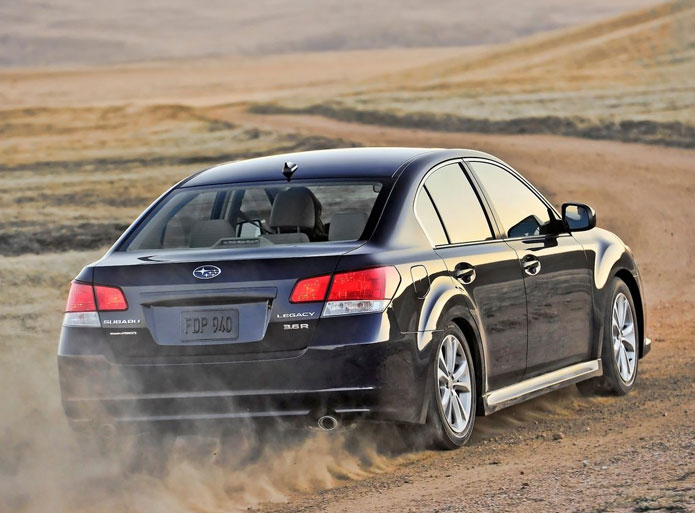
[466, 159, 594, 378]
[416, 161, 528, 390]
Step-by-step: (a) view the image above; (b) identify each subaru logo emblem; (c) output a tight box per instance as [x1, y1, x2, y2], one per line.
[193, 265, 221, 280]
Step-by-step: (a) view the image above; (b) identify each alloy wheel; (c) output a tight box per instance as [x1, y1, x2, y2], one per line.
[437, 334, 473, 434]
[612, 292, 637, 383]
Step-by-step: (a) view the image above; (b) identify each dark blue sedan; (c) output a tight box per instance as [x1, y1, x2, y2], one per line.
[58, 148, 650, 449]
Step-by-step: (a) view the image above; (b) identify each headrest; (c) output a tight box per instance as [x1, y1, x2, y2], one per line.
[162, 218, 186, 248]
[269, 187, 316, 229]
[329, 212, 368, 241]
[189, 219, 236, 247]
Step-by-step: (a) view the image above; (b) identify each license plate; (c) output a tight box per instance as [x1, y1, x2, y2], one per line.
[180, 309, 239, 342]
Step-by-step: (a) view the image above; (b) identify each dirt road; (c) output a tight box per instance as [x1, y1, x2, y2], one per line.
[1, 104, 693, 513]
[2, 7, 694, 508]
[203, 107, 695, 513]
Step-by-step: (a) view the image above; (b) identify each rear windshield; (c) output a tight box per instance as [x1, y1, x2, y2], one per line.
[123, 182, 385, 251]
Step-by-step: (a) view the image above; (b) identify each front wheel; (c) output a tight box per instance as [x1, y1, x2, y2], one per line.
[424, 323, 477, 449]
[578, 278, 639, 396]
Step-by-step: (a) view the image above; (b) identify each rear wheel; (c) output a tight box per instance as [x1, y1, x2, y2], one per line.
[578, 278, 639, 396]
[425, 323, 476, 449]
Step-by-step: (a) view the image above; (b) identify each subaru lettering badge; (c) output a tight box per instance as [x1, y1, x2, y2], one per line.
[193, 265, 221, 280]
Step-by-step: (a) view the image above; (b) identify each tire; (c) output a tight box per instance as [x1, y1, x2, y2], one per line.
[576, 375, 602, 396]
[424, 322, 477, 450]
[578, 278, 639, 396]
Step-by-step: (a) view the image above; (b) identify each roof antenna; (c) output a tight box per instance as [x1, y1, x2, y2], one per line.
[283, 161, 298, 181]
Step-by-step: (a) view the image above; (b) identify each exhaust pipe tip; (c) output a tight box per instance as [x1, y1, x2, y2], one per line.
[316, 415, 339, 432]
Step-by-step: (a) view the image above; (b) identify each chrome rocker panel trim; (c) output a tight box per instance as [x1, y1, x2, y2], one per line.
[483, 359, 603, 414]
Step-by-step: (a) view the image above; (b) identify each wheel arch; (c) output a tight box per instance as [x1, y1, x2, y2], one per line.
[415, 287, 489, 423]
[571, 228, 647, 361]
[450, 316, 485, 415]
[614, 268, 645, 358]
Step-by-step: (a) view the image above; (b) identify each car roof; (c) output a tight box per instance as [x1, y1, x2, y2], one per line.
[181, 147, 502, 187]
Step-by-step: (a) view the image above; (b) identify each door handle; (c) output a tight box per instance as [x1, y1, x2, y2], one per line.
[454, 263, 476, 285]
[521, 255, 541, 276]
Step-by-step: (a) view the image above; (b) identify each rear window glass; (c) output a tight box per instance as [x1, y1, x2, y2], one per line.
[123, 182, 384, 251]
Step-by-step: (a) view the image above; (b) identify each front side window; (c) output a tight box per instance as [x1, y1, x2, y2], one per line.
[124, 182, 383, 251]
[422, 163, 493, 244]
[468, 161, 554, 238]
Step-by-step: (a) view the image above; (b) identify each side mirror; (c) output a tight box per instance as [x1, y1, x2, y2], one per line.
[562, 203, 596, 232]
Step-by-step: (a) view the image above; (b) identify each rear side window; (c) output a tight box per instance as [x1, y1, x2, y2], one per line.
[415, 190, 448, 246]
[124, 182, 384, 251]
[422, 163, 493, 244]
[468, 161, 553, 238]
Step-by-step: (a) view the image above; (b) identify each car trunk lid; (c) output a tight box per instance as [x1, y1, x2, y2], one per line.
[92, 243, 360, 361]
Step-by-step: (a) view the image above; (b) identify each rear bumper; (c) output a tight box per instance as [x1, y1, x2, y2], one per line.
[58, 335, 427, 432]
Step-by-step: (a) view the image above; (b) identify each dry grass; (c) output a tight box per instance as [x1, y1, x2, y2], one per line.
[257, 1, 695, 134]
[0, 250, 103, 361]
[0, 103, 359, 255]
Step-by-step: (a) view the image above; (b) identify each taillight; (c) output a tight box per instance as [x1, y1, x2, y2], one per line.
[290, 275, 331, 303]
[327, 267, 399, 301]
[324, 266, 400, 316]
[63, 281, 128, 327]
[94, 285, 128, 311]
[65, 282, 96, 312]
[289, 266, 401, 317]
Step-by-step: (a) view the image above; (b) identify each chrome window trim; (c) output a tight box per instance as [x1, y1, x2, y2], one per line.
[465, 157, 563, 239]
[413, 158, 496, 249]
[413, 185, 445, 248]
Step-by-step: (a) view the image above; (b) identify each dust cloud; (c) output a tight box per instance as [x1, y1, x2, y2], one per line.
[0, 252, 595, 513]
[1, 411, 415, 512]
[0, 353, 590, 513]
[0, 352, 418, 513]
[0, 251, 419, 513]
